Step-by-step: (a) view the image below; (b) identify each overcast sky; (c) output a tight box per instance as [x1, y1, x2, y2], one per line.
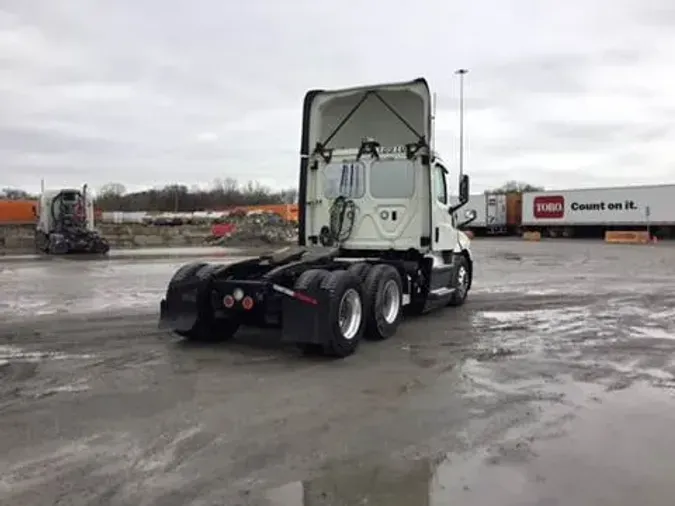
[1, 0, 675, 195]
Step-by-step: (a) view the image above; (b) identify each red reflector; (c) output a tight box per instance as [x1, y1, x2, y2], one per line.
[242, 296, 254, 310]
[294, 292, 318, 305]
[223, 295, 235, 308]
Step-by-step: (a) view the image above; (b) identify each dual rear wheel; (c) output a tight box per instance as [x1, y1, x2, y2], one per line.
[294, 262, 404, 358]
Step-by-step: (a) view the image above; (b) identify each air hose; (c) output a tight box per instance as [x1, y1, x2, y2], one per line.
[50, 191, 85, 229]
[329, 196, 356, 244]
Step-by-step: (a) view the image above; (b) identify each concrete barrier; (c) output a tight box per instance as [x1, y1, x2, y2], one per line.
[99, 223, 213, 249]
[0, 224, 35, 253]
[0, 223, 215, 254]
[604, 230, 651, 244]
[522, 231, 542, 241]
[0, 222, 296, 254]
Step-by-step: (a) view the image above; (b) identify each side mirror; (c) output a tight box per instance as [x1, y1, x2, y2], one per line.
[448, 174, 471, 214]
[458, 208, 477, 228]
[459, 174, 470, 204]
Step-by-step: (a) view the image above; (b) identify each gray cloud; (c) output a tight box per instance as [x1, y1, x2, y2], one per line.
[1, 0, 675, 195]
[0, 125, 132, 155]
[533, 121, 631, 143]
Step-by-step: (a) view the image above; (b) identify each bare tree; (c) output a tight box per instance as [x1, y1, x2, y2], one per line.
[1, 187, 35, 200]
[487, 180, 544, 194]
[98, 182, 127, 197]
[0, 179, 299, 212]
[279, 188, 298, 204]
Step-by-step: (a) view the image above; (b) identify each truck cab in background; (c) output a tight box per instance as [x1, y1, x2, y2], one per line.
[35, 184, 110, 255]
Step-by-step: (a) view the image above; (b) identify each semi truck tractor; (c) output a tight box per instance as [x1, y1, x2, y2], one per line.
[35, 184, 110, 255]
[159, 77, 475, 358]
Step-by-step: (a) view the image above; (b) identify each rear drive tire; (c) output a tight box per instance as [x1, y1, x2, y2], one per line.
[447, 255, 471, 307]
[362, 264, 403, 340]
[319, 270, 365, 358]
[95, 237, 110, 254]
[169, 262, 208, 286]
[293, 269, 331, 355]
[50, 236, 68, 255]
[347, 262, 372, 280]
[295, 268, 331, 292]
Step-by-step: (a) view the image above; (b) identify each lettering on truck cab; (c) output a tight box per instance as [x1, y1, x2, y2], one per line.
[533, 195, 565, 219]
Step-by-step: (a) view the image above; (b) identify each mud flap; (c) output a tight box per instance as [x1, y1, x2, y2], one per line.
[158, 281, 202, 333]
[280, 290, 328, 345]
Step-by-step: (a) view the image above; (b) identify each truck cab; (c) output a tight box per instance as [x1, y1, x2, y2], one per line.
[35, 184, 109, 255]
[299, 79, 471, 259]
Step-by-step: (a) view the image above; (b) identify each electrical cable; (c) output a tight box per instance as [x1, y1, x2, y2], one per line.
[50, 191, 86, 230]
[329, 195, 356, 244]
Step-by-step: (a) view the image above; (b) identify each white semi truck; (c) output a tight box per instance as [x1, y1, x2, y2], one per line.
[159, 77, 476, 358]
[35, 184, 110, 255]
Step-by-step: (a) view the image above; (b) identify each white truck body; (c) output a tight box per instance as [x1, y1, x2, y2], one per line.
[302, 78, 465, 254]
[522, 184, 675, 226]
[37, 188, 96, 233]
[453, 193, 509, 229]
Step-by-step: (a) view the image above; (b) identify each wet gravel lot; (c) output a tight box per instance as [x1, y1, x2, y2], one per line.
[1, 239, 674, 506]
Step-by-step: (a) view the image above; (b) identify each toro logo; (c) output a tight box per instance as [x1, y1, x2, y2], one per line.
[533, 195, 565, 219]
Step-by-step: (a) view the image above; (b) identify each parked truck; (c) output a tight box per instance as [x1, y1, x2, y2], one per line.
[158, 77, 476, 358]
[35, 184, 110, 255]
[459, 192, 522, 236]
[520, 184, 675, 238]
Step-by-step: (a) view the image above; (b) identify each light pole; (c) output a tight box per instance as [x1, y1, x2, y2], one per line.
[455, 68, 469, 181]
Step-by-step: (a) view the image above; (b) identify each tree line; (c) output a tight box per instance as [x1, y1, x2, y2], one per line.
[1, 179, 543, 212]
[94, 179, 299, 212]
[1, 179, 299, 213]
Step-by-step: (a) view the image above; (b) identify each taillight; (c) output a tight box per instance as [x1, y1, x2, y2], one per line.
[242, 296, 254, 310]
[223, 295, 235, 308]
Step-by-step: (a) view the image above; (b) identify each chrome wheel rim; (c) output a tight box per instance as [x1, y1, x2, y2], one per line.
[381, 279, 401, 324]
[338, 288, 362, 340]
[456, 265, 468, 297]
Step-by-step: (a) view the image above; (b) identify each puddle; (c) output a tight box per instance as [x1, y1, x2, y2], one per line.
[261, 383, 675, 506]
[1, 292, 162, 318]
[476, 307, 588, 325]
[431, 382, 675, 506]
[29, 380, 91, 399]
[0, 256, 250, 320]
[472, 307, 592, 352]
[632, 327, 674, 340]
[263, 458, 435, 506]
[0, 345, 96, 364]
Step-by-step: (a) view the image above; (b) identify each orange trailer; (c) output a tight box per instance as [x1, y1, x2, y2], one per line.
[0, 199, 38, 224]
[236, 204, 299, 222]
[505, 192, 522, 229]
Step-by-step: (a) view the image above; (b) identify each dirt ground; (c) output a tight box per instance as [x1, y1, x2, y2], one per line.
[1, 239, 674, 506]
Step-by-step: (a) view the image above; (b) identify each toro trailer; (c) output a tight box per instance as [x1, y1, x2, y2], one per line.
[159, 78, 477, 358]
[35, 183, 110, 255]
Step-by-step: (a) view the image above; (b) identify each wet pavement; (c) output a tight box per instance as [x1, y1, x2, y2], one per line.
[0, 239, 674, 505]
[0, 249, 262, 320]
[0, 246, 265, 264]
